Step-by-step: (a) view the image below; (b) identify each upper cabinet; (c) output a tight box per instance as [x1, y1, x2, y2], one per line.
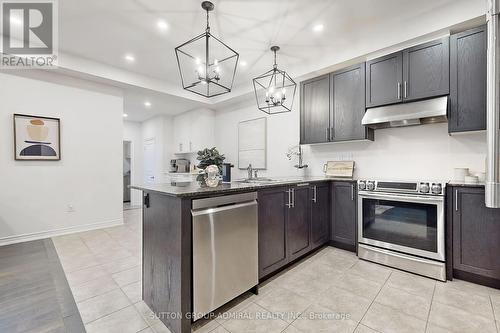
[300, 75, 330, 144]
[331, 63, 374, 142]
[300, 62, 373, 145]
[173, 109, 215, 154]
[403, 38, 450, 101]
[366, 37, 449, 108]
[449, 26, 487, 133]
[366, 52, 403, 107]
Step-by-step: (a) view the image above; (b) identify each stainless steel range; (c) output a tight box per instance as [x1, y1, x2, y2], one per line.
[357, 180, 446, 281]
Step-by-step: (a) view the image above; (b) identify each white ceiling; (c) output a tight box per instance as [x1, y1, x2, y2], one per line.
[56, 0, 485, 121]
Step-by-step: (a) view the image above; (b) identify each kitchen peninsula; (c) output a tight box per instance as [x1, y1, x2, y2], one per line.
[131, 177, 357, 333]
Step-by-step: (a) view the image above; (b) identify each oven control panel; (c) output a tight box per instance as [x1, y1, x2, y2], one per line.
[358, 180, 445, 196]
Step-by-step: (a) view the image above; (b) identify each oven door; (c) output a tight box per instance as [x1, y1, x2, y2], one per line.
[358, 191, 444, 261]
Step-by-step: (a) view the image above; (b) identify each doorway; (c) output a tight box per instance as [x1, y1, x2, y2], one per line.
[123, 141, 132, 208]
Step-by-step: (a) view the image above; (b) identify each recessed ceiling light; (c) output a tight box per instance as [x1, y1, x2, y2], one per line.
[124, 54, 135, 62]
[157, 19, 169, 32]
[313, 24, 324, 33]
[144, 101, 152, 108]
[240, 61, 247, 67]
[123, 113, 128, 118]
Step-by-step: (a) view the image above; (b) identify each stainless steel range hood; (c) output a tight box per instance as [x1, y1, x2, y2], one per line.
[362, 96, 448, 129]
[486, 0, 500, 208]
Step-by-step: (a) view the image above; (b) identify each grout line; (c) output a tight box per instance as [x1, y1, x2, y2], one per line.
[424, 281, 437, 332]
[83, 303, 137, 328]
[489, 296, 500, 333]
[356, 270, 392, 330]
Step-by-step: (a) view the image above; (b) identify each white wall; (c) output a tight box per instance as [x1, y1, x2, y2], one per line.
[215, 98, 486, 182]
[123, 121, 143, 206]
[0, 72, 124, 245]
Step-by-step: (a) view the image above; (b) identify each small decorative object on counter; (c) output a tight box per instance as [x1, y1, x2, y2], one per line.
[196, 147, 225, 185]
[324, 161, 355, 178]
[453, 168, 469, 182]
[204, 165, 221, 187]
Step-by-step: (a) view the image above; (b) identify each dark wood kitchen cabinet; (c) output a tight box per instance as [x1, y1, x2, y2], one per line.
[311, 182, 330, 249]
[331, 181, 357, 252]
[287, 185, 312, 261]
[449, 26, 487, 133]
[331, 63, 374, 142]
[403, 37, 450, 102]
[449, 186, 500, 288]
[366, 52, 403, 107]
[257, 186, 289, 278]
[300, 75, 330, 144]
[366, 37, 449, 108]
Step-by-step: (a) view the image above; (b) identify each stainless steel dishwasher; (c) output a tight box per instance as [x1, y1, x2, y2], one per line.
[191, 192, 258, 320]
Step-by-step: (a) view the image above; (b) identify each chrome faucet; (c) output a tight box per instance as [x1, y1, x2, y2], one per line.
[287, 145, 308, 169]
[247, 164, 253, 179]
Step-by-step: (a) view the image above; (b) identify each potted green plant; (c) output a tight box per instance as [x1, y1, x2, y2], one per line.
[196, 147, 225, 184]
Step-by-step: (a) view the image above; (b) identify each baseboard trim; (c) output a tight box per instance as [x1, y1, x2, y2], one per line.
[0, 218, 124, 246]
[329, 240, 356, 253]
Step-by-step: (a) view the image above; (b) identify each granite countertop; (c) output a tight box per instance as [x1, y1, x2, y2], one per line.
[447, 180, 485, 187]
[130, 176, 356, 198]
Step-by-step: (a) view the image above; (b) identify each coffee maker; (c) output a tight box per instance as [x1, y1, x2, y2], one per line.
[170, 159, 190, 173]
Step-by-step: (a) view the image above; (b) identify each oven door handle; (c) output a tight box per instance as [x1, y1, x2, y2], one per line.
[358, 191, 443, 203]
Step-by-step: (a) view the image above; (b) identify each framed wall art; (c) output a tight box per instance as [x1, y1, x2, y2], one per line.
[13, 114, 61, 161]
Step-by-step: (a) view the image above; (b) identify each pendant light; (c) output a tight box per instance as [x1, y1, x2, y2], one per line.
[175, 1, 239, 98]
[253, 46, 297, 114]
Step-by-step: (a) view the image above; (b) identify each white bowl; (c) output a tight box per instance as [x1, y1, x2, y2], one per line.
[464, 175, 479, 184]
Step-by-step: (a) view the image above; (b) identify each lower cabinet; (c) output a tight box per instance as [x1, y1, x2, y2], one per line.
[331, 181, 357, 252]
[258, 182, 330, 279]
[450, 186, 500, 287]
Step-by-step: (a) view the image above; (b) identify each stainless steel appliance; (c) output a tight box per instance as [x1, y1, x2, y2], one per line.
[191, 192, 258, 319]
[357, 180, 446, 281]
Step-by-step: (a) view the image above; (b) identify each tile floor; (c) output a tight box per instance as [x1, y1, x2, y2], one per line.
[52, 208, 500, 333]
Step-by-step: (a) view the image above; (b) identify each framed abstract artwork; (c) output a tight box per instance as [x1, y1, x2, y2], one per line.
[13, 114, 61, 161]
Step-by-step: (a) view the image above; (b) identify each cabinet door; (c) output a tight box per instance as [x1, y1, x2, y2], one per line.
[449, 26, 487, 133]
[331, 63, 373, 142]
[366, 52, 403, 107]
[300, 75, 330, 144]
[452, 187, 500, 280]
[403, 37, 450, 102]
[331, 181, 357, 251]
[287, 185, 311, 261]
[311, 183, 330, 249]
[258, 187, 288, 278]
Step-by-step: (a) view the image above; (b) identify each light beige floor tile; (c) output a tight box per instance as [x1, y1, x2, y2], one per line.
[95, 247, 134, 264]
[443, 279, 500, 298]
[85, 305, 148, 333]
[375, 285, 431, 320]
[151, 321, 173, 333]
[134, 301, 162, 326]
[215, 294, 254, 323]
[71, 275, 119, 302]
[277, 268, 337, 302]
[138, 328, 154, 333]
[60, 253, 100, 273]
[122, 280, 142, 303]
[361, 302, 426, 333]
[77, 288, 131, 323]
[191, 319, 220, 332]
[492, 299, 500, 321]
[103, 255, 141, 274]
[425, 323, 455, 333]
[433, 282, 495, 321]
[332, 272, 383, 300]
[317, 286, 371, 322]
[292, 303, 358, 333]
[314, 250, 358, 272]
[282, 325, 303, 333]
[254, 287, 311, 323]
[65, 264, 109, 287]
[112, 265, 141, 287]
[348, 260, 392, 284]
[386, 271, 436, 299]
[220, 302, 288, 333]
[354, 324, 379, 333]
[428, 301, 497, 333]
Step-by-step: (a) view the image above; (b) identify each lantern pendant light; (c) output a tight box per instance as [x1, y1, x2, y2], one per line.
[252, 46, 297, 114]
[175, 1, 239, 98]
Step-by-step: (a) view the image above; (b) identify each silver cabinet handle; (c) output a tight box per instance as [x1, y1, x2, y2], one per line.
[286, 189, 291, 208]
[351, 184, 355, 201]
[312, 186, 317, 203]
[455, 189, 459, 212]
[291, 188, 295, 208]
[397, 82, 401, 100]
[404, 81, 408, 99]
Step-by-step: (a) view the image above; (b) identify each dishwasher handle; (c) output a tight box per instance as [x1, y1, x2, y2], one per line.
[191, 200, 257, 217]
